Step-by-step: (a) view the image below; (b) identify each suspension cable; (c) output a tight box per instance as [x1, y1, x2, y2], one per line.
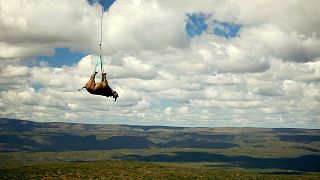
[99, 1, 104, 73]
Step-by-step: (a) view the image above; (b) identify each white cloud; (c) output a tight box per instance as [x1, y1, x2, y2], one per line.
[0, 0, 319, 128]
[108, 55, 158, 79]
[0, 0, 100, 59]
[240, 25, 320, 62]
[164, 107, 172, 115]
[103, 0, 189, 53]
[166, 0, 320, 36]
[1, 65, 30, 77]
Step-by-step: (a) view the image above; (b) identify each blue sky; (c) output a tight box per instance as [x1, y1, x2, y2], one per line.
[38, 1, 241, 68]
[38, 48, 85, 67]
[40, 11, 241, 68]
[87, 0, 116, 11]
[38, 0, 117, 68]
[186, 13, 241, 38]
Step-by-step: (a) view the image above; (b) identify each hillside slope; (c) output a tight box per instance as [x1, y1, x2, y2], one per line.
[0, 118, 320, 174]
[0, 118, 319, 152]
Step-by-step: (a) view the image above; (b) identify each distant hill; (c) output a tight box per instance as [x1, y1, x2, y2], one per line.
[0, 118, 319, 152]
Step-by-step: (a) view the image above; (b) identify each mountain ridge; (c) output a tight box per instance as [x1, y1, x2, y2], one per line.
[1, 117, 319, 130]
[0, 118, 319, 152]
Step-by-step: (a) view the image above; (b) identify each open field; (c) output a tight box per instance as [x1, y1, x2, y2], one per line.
[1, 160, 320, 179]
[0, 118, 319, 178]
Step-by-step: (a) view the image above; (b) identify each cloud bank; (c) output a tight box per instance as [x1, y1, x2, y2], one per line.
[0, 0, 319, 128]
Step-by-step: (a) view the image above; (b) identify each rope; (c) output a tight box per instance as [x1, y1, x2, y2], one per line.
[99, 2, 104, 74]
[94, 56, 100, 73]
[92, 0, 105, 74]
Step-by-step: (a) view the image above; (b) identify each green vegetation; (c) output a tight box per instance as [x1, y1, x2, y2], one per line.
[1, 160, 320, 180]
[0, 118, 319, 178]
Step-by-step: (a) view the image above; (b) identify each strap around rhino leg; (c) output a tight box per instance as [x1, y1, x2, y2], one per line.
[91, 71, 98, 79]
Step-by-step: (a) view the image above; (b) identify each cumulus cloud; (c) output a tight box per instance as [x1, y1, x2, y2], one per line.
[0, 0, 100, 59]
[0, 0, 319, 128]
[103, 0, 189, 53]
[240, 25, 320, 62]
[164, 0, 320, 36]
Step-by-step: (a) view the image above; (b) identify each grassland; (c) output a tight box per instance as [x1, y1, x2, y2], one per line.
[0, 118, 319, 179]
[1, 160, 320, 179]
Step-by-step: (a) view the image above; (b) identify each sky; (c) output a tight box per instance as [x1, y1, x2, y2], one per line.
[0, 0, 319, 128]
